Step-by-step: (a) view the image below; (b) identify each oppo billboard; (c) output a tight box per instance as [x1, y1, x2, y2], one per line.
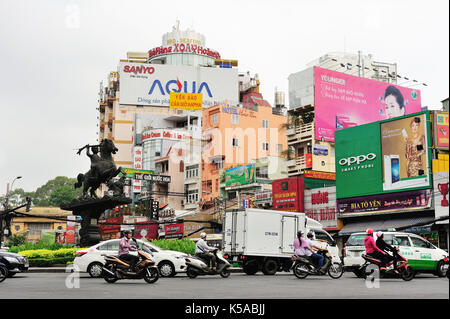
[335, 111, 432, 200]
[314, 66, 422, 142]
[118, 62, 239, 107]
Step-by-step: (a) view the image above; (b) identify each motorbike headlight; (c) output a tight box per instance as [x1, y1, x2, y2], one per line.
[4, 256, 19, 263]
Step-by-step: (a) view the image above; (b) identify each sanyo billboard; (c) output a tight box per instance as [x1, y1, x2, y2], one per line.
[118, 62, 239, 107]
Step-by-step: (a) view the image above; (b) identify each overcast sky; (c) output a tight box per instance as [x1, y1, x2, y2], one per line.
[0, 0, 448, 194]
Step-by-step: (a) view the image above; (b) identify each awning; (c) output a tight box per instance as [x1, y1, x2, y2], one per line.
[338, 216, 436, 236]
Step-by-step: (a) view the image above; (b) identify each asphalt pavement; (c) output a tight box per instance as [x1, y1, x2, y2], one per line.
[0, 271, 448, 299]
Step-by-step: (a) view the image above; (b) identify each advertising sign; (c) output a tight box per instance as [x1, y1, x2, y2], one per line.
[255, 190, 272, 203]
[434, 171, 449, 224]
[304, 170, 336, 181]
[134, 221, 159, 240]
[119, 62, 239, 107]
[381, 113, 430, 191]
[133, 146, 143, 193]
[65, 216, 76, 244]
[99, 216, 123, 237]
[313, 144, 328, 156]
[314, 66, 422, 142]
[272, 177, 305, 212]
[119, 168, 154, 178]
[133, 173, 171, 183]
[337, 189, 432, 217]
[141, 129, 192, 142]
[164, 223, 184, 239]
[434, 111, 449, 149]
[169, 92, 203, 110]
[225, 165, 255, 187]
[335, 111, 432, 200]
[304, 186, 338, 230]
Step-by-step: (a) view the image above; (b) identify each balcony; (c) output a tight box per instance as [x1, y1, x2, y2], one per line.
[287, 154, 311, 176]
[287, 122, 314, 146]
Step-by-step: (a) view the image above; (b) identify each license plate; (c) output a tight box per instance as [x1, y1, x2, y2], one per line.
[233, 256, 238, 261]
[25, 263, 29, 268]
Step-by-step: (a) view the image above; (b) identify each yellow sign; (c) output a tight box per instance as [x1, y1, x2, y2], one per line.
[169, 92, 203, 110]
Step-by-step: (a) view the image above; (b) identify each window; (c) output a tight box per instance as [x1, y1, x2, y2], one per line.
[232, 138, 239, 147]
[27, 223, 51, 236]
[231, 114, 239, 125]
[180, 160, 184, 172]
[393, 236, 411, 247]
[215, 160, 224, 170]
[256, 166, 268, 179]
[106, 240, 120, 251]
[211, 113, 218, 124]
[410, 237, 432, 249]
[314, 230, 336, 246]
[262, 119, 269, 128]
[186, 164, 199, 179]
[262, 142, 269, 151]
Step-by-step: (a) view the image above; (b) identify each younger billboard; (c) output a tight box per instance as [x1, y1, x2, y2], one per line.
[314, 66, 422, 142]
[225, 165, 255, 187]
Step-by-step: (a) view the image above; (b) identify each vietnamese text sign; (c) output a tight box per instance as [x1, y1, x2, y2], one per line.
[305, 186, 338, 229]
[165, 223, 184, 239]
[133, 173, 171, 183]
[119, 168, 154, 178]
[337, 189, 432, 216]
[314, 66, 421, 142]
[304, 170, 336, 181]
[119, 62, 238, 107]
[255, 191, 272, 203]
[170, 92, 203, 110]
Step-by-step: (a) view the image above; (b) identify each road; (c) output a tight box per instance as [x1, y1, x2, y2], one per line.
[0, 271, 448, 299]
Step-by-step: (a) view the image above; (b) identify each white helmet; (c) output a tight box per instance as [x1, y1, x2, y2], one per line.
[376, 231, 383, 238]
[200, 232, 207, 239]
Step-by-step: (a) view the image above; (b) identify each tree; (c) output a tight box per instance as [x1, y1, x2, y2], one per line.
[33, 176, 82, 206]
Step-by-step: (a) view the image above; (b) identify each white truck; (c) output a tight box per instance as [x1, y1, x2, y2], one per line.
[223, 208, 341, 275]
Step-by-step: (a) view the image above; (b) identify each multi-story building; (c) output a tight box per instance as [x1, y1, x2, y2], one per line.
[286, 52, 407, 178]
[201, 88, 288, 207]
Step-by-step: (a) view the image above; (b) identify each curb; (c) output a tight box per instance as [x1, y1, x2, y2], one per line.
[27, 267, 245, 273]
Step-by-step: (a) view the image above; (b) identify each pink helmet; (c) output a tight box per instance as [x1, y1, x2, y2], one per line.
[366, 228, 374, 235]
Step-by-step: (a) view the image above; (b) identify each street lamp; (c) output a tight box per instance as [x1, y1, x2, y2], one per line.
[5, 176, 22, 210]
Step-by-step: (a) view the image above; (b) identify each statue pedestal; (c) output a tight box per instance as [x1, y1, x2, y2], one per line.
[61, 196, 132, 247]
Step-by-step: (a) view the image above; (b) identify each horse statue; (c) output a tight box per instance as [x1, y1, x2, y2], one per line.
[74, 139, 123, 198]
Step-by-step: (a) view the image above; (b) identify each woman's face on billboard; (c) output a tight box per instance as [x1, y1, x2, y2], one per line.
[385, 95, 405, 119]
[411, 121, 420, 134]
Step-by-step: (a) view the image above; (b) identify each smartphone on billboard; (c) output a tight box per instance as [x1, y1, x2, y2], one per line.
[391, 157, 400, 184]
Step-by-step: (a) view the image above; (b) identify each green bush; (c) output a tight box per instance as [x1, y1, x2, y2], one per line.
[6, 233, 28, 247]
[150, 239, 196, 255]
[8, 241, 72, 253]
[17, 248, 86, 267]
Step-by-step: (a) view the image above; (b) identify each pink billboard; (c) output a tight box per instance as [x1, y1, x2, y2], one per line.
[314, 66, 421, 142]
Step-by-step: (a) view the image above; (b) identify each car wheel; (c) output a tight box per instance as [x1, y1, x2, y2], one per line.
[88, 262, 104, 278]
[158, 261, 176, 277]
[262, 259, 278, 275]
[434, 260, 447, 277]
[0, 266, 8, 283]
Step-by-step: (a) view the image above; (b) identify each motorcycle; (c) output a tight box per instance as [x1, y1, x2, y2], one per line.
[0, 262, 8, 283]
[101, 241, 159, 284]
[359, 247, 415, 281]
[185, 249, 231, 278]
[443, 255, 449, 279]
[292, 246, 344, 279]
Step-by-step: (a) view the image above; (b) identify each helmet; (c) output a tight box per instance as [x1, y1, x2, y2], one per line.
[307, 232, 314, 239]
[366, 228, 374, 235]
[124, 230, 132, 235]
[200, 232, 207, 239]
[376, 231, 383, 238]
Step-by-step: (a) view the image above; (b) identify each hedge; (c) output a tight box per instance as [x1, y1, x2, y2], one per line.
[150, 239, 196, 255]
[8, 241, 72, 253]
[17, 248, 86, 267]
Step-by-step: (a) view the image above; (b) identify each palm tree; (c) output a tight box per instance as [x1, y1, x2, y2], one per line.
[280, 147, 294, 160]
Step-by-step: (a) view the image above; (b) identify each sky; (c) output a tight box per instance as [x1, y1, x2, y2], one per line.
[0, 0, 448, 194]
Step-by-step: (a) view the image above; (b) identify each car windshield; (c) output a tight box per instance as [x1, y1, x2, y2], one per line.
[346, 234, 366, 246]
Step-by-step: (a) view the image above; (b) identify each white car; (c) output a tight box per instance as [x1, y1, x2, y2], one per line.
[73, 238, 188, 278]
[343, 231, 449, 277]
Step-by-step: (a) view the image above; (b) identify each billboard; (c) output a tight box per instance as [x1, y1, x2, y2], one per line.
[314, 66, 422, 142]
[272, 177, 305, 212]
[337, 189, 432, 217]
[169, 92, 203, 110]
[225, 165, 255, 187]
[304, 186, 339, 230]
[119, 62, 239, 107]
[335, 111, 432, 200]
[381, 113, 430, 191]
[165, 223, 184, 239]
[434, 111, 449, 150]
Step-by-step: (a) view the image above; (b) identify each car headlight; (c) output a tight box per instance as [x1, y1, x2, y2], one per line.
[4, 256, 19, 263]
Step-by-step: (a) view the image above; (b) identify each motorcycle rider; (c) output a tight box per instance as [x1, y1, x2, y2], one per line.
[293, 231, 327, 274]
[118, 230, 139, 272]
[364, 229, 388, 271]
[195, 232, 217, 271]
[376, 231, 399, 273]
